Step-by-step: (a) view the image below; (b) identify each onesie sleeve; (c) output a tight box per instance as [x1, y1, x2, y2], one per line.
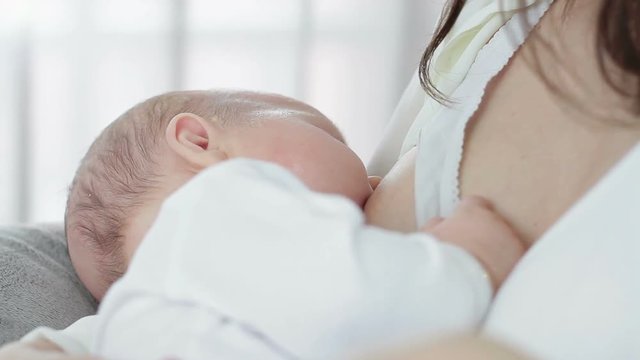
[94, 159, 492, 359]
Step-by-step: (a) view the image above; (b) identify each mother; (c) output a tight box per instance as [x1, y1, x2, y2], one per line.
[366, 0, 639, 358]
[2, 0, 639, 358]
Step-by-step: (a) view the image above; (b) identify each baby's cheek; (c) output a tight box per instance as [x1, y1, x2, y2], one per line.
[323, 149, 371, 205]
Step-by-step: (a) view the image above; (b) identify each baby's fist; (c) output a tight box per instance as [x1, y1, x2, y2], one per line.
[422, 196, 526, 291]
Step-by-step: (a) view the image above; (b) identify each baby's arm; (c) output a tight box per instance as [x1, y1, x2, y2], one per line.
[421, 196, 526, 291]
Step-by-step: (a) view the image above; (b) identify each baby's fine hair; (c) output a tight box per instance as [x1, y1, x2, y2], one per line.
[65, 89, 329, 294]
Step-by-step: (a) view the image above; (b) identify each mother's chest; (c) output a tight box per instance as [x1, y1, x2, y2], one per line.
[458, 53, 640, 246]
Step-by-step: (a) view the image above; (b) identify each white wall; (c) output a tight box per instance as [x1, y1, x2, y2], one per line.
[0, 0, 445, 224]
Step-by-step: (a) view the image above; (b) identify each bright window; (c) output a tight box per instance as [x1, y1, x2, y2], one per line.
[0, 0, 443, 224]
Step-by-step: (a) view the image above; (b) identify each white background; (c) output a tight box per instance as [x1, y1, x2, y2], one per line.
[0, 0, 445, 224]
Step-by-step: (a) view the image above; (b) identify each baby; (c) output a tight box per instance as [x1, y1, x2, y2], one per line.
[32, 90, 524, 359]
[65, 89, 369, 301]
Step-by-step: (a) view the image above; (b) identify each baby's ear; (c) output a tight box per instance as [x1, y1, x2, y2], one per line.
[166, 113, 227, 170]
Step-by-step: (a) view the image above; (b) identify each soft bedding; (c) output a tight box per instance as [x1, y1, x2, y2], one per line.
[0, 224, 97, 345]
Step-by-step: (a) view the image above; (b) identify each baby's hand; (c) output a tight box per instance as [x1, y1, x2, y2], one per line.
[422, 196, 526, 291]
[0, 337, 100, 360]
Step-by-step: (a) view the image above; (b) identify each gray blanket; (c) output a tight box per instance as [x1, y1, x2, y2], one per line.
[0, 224, 97, 345]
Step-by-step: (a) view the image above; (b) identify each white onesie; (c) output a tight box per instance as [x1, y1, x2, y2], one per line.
[92, 159, 491, 359]
[28, 159, 491, 359]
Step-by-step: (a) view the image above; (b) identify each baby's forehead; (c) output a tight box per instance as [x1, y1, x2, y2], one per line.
[253, 109, 344, 144]
[231, 92, 345, 143]
[298, 115, 345, 143]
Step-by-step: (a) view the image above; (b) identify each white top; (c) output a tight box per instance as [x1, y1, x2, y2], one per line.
[26, 160, 492, 359]
[484, 144, 640, 359]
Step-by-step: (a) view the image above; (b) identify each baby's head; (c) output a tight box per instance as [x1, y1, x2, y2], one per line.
[65, 90, 373, 300]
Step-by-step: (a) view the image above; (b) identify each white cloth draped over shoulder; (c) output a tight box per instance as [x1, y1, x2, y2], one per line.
[484, 144, 640, 359]
[368, 0, 543, 176]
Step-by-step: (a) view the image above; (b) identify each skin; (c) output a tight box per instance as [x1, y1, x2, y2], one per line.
[361, 335, 534, 360]
[365, 0, 640, 245]
[121, 92, 377, 261]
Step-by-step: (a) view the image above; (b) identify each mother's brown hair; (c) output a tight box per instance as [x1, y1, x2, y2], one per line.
[419, 0, 640, 115]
